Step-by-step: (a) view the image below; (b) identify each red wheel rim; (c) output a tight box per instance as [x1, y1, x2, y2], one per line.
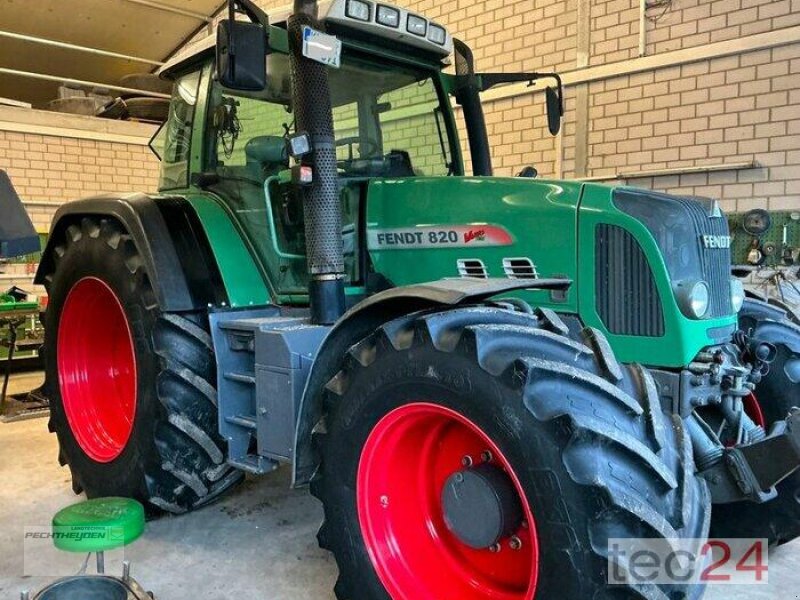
[357, 403, 539, 600]
[57, 277, 137, 463]
[743, 392, 766, 429]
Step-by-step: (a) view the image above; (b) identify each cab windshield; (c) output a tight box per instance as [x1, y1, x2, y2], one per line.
[201, 51, 457, 299]
[206, 51, 456, 179]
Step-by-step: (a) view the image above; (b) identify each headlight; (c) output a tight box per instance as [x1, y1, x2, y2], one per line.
[731, 278, 745, 313]
[428, 24, 447, 45]
[675, 280, 710, 319]
[346, 0, 371, 22]
[406, 14, 427, 36]
[376, 5, 400, 28]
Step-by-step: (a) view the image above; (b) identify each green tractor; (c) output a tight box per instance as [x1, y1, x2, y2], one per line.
[35, 0, 800, 597]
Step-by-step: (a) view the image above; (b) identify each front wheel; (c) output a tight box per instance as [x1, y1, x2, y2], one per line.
[710, 299, 800, 545]
[312, 307, 710, 599]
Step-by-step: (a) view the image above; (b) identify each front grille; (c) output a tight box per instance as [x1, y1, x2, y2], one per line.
[596, 224, 665, 337]
[670, 197, 732, 318]
[613, 189, 732, 320]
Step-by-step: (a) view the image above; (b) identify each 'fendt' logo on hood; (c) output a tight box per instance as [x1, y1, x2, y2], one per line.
[701, 234, 731, 249]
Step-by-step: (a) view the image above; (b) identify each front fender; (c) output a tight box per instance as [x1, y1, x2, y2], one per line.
[291, 277, 572, 486]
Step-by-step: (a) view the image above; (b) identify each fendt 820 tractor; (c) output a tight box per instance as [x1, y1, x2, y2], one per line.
[35, 0, 800, 597]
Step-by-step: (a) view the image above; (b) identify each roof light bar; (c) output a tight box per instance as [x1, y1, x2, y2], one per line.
[323, 0, 453, 58]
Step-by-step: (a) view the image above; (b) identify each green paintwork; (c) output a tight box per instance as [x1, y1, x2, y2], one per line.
[154, 22, 738, 370]
[577, 184, 737, 367]
[366, 178, 737, 367]
[185, 193, 271, 308]
[367, 177, 582, 312]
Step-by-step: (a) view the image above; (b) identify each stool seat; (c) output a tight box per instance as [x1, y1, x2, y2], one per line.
[51, 497, 145, 553]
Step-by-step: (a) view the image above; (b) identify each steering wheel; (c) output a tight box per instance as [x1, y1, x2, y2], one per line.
[336, 136, 379, 160]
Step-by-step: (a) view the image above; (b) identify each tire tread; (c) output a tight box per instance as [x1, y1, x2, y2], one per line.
[312, 306, 710, 599]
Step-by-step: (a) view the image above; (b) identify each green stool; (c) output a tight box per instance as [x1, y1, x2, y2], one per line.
[23, 498, 152, 600]
[52, 497, 145, 573]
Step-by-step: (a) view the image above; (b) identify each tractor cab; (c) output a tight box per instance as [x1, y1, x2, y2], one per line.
[154, 1, 466, 302]
[153, 0, 565, 307]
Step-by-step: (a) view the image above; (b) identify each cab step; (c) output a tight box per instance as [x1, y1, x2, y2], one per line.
[209, 307, 330, 474]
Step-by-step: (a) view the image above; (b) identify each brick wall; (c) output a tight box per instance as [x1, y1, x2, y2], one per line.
[583, 45, 800, 213]
[0, 107, 159, 292]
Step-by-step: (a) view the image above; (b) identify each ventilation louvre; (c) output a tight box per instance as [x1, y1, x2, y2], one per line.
[457, 259, 488, 278]
[595, 224, 665, 337]
[503, 257, 539, 279]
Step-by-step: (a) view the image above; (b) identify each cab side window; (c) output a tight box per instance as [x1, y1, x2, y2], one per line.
[156, 71, 201, 190]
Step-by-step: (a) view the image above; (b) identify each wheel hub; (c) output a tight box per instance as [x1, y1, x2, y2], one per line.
[442, 463, 523, 549]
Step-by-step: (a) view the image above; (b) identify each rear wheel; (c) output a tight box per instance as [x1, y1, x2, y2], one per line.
[312, 307, 710, 599]
[42, 217, 242, 514]
[57, 276, 138, 463]
[710, 299, 800, 545]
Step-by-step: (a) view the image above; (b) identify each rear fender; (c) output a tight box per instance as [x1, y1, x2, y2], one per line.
[35, 194, 227, 311]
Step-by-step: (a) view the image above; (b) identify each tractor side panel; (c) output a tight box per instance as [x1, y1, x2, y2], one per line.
[577, 183, 738, 367]
[365, 177, 583, 313]
[183, 192, 272, 308]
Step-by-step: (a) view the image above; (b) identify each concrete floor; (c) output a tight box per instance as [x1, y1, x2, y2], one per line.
[0, 372, 794, 599]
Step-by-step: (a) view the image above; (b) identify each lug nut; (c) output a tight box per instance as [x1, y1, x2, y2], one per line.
[462, 455, 473, 467]
[481, 450, 493, 463]
[509, 536, 523, 550]
[489, 543, 501, 553]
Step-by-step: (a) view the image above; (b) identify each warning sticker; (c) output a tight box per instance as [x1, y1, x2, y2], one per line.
[368, 225, 513, 250]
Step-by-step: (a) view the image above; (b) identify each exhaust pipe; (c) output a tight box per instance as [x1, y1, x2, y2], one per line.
[288, 0, 346, 325]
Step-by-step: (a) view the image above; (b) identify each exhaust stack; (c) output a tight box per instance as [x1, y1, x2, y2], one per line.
[288, 0, 346, 325]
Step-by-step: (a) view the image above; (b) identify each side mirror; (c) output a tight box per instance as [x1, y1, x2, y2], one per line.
[546, 86, 563, 136]
[217, 1, 268, 91]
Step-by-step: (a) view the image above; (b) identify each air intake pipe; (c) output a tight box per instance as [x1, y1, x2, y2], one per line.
[453, 39, 492, 177]
[288, 0, 346, 325]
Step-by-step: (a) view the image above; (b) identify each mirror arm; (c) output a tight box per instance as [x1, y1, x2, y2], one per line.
[229, 0, 271, 29]
[478, 72, 564, 115]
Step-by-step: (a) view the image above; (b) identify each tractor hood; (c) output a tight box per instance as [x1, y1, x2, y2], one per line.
[365, 177, 586, 312]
